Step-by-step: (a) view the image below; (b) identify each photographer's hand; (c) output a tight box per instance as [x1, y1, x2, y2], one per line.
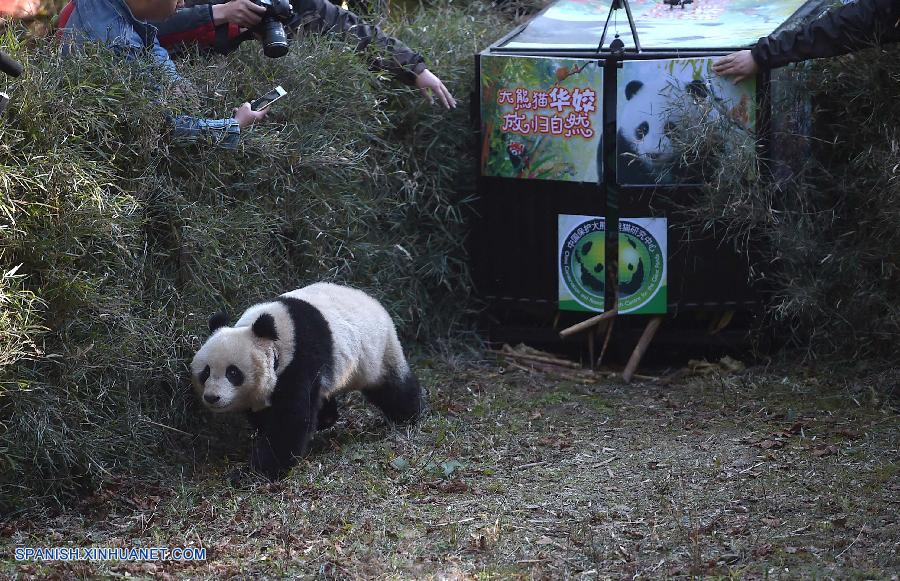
[415, 69, 456, 110]
[213, 0, 266, 28]
[233, 102, 267, 129]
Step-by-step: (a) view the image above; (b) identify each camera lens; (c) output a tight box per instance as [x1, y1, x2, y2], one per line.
[261, 19, 289, 58]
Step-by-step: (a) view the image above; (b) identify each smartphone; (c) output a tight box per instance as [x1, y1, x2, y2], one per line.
[251, 86, 287, 112]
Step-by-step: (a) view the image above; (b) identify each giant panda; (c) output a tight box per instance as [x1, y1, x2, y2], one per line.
[617, 77, 718, 185]
[190, 282, 423, 480]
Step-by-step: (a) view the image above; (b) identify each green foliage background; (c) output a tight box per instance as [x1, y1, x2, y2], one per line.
[671, 46, 900, 361]
[0, 2, 508, 510]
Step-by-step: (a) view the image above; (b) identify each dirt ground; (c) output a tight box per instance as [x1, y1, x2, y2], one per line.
[2, 352, 898, 579]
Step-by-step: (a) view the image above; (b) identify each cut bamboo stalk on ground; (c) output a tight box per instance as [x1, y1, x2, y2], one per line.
[622, 316, 663, 383]
[492, 347, 581, 369]
[559, 308, 617, 338]
[509, 360, 599, 383]
[598, 317, 615, 368]
[588, 330, 595, 370]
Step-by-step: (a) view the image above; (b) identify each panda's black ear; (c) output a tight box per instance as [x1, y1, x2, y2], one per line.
[209, 312, 230, 333]
[625, 80, 643, 101]
[252, 313, 279, 341]
[685, 79, 709, 100]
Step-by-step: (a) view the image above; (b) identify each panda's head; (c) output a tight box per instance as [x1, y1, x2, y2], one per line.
[619, 78, 714, 169]
[190, 311, 280, 413]
[619, 79, 675, 167]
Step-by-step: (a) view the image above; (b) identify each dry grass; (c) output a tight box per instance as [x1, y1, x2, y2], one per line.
[2, 354, 897, 579]
[0, 1, 509, 509]
[668, 45, 900, 361]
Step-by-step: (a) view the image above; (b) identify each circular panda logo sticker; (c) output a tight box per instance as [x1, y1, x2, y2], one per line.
[560, 218, 607, 311]
[618, 220, 665, 313]
[560, 218, 665, 313]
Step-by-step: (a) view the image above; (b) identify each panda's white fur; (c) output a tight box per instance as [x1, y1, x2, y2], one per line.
[190, 282, 422, 480]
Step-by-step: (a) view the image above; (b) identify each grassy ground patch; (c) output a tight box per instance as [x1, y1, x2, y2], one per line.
[2, 355, 897, 579]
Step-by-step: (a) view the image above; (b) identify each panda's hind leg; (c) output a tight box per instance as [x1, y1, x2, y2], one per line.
[364, 369, 424, 424]
[316, 396, 339, 431]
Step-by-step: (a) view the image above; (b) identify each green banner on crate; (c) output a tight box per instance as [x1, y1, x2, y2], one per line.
[558, 214, 667, 314]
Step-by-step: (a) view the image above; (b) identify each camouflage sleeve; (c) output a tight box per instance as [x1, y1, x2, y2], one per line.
[290, 0, 427, 85]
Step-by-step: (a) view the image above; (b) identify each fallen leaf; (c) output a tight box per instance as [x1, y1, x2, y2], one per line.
[536, 536, 554, 545]
[441, 460, 465, 478]
[429, 480, 470, 494]
[832, 515, 848, 527]
[719, 553, 740, 564]
[390, 457, 410, 471]
[758, 439, 784, 450]
[538, 436, 573, 449]
[752, 544, 773, 557]
[762, 517, 782, 527]
[836, 429, 859, 440]
[786, 422, 804, 435]
[811, 444, 838, 458]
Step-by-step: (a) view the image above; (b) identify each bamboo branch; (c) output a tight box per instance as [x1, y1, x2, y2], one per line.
[559, 309, 617, 338]
[623, 316, 663, 383]
[492, 346, 581, 369]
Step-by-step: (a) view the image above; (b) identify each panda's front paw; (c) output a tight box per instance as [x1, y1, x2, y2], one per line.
[249, 444, 288, 482]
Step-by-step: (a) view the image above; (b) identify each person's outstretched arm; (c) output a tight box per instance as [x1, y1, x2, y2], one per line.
[714, 0, 900, 81]
[297, 0, 454, 106]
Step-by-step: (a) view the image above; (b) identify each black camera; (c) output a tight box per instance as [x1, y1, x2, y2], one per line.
[250, 0, 294, 58]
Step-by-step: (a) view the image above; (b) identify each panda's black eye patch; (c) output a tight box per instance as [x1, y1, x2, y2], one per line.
[199, 365, 210, 384]
[635, 121, 649, 141]
[226, 365, 244, 386]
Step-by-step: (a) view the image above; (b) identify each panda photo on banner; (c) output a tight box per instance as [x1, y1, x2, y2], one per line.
[616, 57, 756, 187]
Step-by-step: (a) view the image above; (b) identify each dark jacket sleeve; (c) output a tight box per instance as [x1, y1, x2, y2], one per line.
[155, 4, 214, 36]
[153, 4, 218, 51]
[289, 0, 426, 85]
[752, 0, 900, 69]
